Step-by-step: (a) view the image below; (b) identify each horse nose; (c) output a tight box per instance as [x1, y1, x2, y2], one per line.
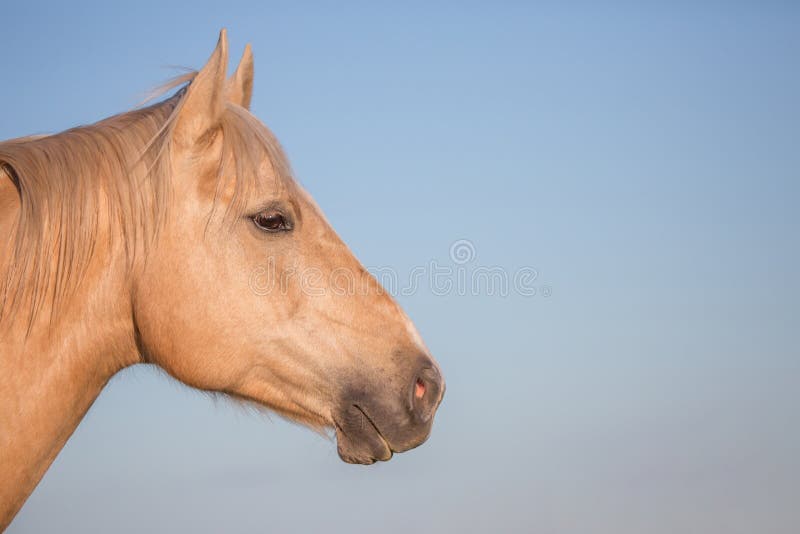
[411, 362, 445, 422]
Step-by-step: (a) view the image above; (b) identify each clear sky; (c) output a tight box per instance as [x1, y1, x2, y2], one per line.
[3, 2, 799, 533]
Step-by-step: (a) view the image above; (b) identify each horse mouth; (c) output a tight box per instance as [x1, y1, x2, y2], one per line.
[333, 404, 394, 465]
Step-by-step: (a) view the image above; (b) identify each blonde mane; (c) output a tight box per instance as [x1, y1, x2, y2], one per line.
[0, 75, 293, 331]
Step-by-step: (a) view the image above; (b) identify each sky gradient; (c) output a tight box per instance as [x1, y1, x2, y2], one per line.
[2, 2, 799, 533]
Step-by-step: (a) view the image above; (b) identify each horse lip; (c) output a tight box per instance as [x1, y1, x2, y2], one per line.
[352, 404, 394, 457]
[333, 404, 394, 464]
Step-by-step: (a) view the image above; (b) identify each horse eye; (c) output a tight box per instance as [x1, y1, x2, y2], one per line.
[253, 211, 289, 232]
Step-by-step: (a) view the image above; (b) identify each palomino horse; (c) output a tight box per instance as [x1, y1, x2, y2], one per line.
[0, 30, 444, 528]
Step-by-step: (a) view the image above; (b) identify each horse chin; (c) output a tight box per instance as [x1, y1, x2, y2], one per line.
[333, 404, 394, 465]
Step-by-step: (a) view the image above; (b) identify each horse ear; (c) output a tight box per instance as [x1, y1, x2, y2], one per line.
[173, 29, 229, 147]
[227, 44, 254, 110]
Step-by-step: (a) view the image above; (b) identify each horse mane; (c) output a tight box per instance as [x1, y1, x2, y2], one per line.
[0, 74, 293, 332]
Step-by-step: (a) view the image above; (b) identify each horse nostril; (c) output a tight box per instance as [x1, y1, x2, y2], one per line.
[411, 366, 443, 422]
[414, 377, 426, 399]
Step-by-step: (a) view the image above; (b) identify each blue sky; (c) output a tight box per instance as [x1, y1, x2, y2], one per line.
[3, 2, 799, 533]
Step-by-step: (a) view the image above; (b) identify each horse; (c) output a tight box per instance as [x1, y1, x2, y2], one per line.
[0, 30, 444, 528]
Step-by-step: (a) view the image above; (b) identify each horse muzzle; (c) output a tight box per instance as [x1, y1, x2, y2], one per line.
[333, 355, 445, 464]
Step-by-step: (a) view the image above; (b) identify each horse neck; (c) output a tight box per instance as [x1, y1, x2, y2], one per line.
[0, 157, 141, 529]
